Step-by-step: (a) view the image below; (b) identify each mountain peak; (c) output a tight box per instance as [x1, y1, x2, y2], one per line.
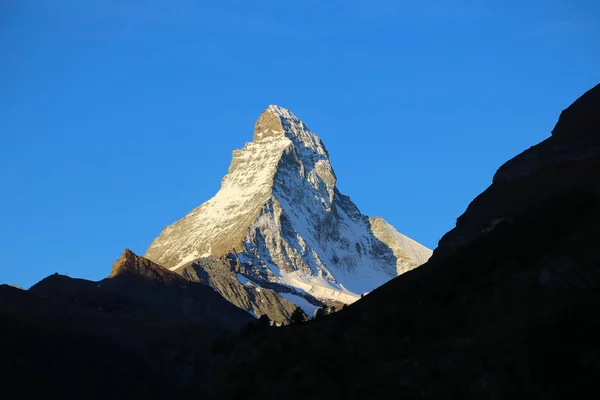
[145, 106, 432, 309]
[266, 104, 298, 119]
[109, 248, 138, 276]
[109, 248, 177, 282]
[253, 104, 305, 142]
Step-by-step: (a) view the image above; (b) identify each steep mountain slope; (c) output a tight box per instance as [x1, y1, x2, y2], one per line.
[175, 257, 299, 324]
[145, 105, 431, 314]
[212, 84, 600, 399]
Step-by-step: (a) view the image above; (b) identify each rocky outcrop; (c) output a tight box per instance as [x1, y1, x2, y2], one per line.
[176, 257, 299, 324]
[145, 105, 431, 315]
[369, 216, 433, 275]
[109, 248, 181, 281]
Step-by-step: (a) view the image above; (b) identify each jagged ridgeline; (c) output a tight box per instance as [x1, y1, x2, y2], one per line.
[145, 105, 431, 321]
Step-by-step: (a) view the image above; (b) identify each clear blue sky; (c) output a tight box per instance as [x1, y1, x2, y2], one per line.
[1, 1, 598, 288]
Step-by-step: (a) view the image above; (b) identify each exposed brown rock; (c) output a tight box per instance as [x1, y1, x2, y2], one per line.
[109, 248, 180, 283]
[253, 106, 285, 141]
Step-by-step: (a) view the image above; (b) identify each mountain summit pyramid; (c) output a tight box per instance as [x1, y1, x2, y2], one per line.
[145, 105, 431, 311]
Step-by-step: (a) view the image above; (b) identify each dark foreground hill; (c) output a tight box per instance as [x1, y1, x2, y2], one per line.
[1, 83, 598, 399]
[0, 250, 252, 398]
[210, 83, 600, 399]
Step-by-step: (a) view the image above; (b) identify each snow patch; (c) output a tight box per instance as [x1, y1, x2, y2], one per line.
[236, 274, 264, 290]
[236, 274, 252, 286]
[279, 292, 320, 317]
[170, 251, 199, 271]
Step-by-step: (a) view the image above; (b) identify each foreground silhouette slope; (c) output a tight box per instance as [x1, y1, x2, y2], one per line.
[1, 84, 598, 398]
[0, 249, 252, 398]
[212, 83, 600, 399]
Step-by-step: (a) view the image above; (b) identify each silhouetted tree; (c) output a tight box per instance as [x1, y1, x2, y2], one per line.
[290, 306, 306, 324]
[258, 314, 271, 328]
[330, 306, 336, 313]
[315, 307, 326, 318]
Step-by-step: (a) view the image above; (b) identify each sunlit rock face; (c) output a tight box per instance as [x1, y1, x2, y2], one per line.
[145, 105, 432, 313]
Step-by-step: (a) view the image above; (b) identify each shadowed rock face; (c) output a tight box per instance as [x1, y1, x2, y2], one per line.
[434, 83, 600, 261]
[145, 105, 431, 317]
[552, 83, 600, 138]
[211, 84, 600, 399]
[1, 249, 253, 398]
[99, 249, 254, 330]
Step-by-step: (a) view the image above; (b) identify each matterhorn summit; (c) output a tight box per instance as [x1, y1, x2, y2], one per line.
[145, 105, 431, 317]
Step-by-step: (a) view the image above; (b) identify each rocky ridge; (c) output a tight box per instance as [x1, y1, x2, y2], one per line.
[175, 257, 299, 324]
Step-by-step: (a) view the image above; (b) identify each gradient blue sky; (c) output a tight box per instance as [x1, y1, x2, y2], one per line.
[1, 0, 599, 288]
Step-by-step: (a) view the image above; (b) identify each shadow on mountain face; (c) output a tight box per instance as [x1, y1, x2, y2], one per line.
[210, 83, 600, 399]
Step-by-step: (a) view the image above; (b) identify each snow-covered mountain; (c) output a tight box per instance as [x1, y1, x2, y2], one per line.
[145, 105, 431, 316]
